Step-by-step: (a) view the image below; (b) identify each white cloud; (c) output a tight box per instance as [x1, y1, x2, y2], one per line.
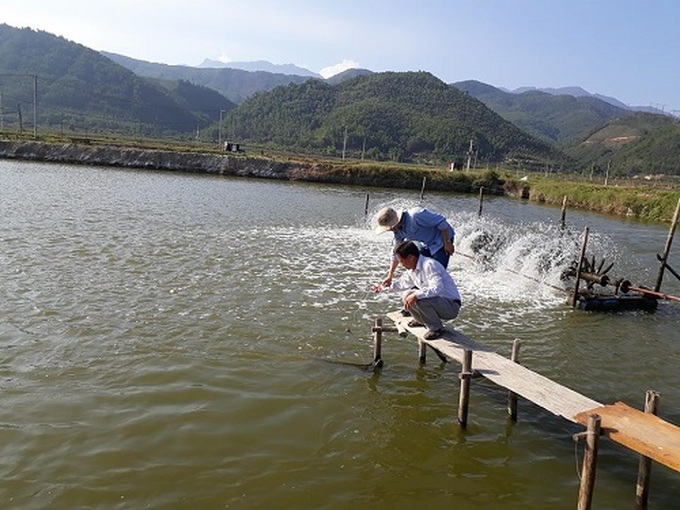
[319, 59, 359, 79]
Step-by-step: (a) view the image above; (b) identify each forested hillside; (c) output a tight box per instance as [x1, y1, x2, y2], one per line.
[0, 24, 234, 136]
[563, 113, 680, 177]
[225, 71, 566, 166]
[452, 80, 632, 143]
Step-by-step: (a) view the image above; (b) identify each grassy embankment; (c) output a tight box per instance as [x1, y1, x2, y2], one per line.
[286, 157, 680, 224]
[525, 176, 680, 223]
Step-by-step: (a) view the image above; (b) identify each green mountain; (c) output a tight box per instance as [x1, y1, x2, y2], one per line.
[225, 71, 567, 166]
[451, 80, 633, 143]
[5, 23, 677, 177]
[563, 112, 680, 177]
[325, 68, 374, 85]
[102, 52, 311, 105]
[0, 24, 235, 136]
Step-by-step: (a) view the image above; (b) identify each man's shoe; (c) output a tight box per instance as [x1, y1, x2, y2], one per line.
[423, 328, 444, 340]
[407, 320, 424, 328]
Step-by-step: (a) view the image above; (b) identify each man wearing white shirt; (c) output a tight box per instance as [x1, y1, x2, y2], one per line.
[373, 240, 462, 340]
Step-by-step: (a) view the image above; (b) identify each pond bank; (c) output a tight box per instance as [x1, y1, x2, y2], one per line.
[1, 140, 678, 222]
[0, 139, 514, 195]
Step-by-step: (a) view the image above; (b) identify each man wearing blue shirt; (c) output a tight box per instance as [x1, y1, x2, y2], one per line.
[372, 240, 461, 340]
[375, 206, 456, 287]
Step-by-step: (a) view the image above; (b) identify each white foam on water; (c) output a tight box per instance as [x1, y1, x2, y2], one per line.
[226, 200, 626, 346]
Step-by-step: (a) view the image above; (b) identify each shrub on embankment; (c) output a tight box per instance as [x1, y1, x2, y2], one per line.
[291, 162, 509, 195]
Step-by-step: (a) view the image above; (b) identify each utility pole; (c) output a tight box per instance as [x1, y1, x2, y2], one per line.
[33, 74, 37, 137]
[604, 161, 610, 186]
[342, 126, 348, 159]
[218, 109, 225, 148]
[465, 139, 473, 171]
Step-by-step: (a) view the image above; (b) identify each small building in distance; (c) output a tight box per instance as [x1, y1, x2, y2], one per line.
[224, 141, 243, 153]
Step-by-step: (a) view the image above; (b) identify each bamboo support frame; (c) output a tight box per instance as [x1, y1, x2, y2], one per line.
[654, 197, 680, 292]
[571, 227, 590, 307]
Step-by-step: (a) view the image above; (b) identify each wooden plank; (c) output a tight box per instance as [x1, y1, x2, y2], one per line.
[386, 311, 603, 423]
[575, 402, 680, 472]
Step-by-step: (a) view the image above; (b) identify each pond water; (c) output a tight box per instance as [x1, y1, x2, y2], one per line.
[1, 160, 679, 509]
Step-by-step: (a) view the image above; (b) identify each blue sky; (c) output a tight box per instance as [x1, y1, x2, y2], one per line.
[3, 0, 678, 112]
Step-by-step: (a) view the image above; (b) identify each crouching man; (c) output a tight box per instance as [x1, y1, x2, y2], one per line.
[372, 240, 462, 340]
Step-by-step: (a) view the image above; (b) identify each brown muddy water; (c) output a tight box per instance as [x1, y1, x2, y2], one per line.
[1, 160, 679, 509]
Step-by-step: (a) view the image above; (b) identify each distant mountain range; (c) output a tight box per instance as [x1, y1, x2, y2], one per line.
[193, 59, 667, 117]
[197, 58, 322, 78]
[2, 22, 679, 176]
[506, 86, 667, 116]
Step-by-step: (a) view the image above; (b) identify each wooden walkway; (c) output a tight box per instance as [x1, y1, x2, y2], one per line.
[385, 311, 680, 473]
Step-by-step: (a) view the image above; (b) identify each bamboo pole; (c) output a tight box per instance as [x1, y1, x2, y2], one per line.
[372, 317, 383, 368]
[458, 349, 473, 427]
[478, 187, 484, 217]
[577, 414, 601, 510]
[364, 193, 370, 217]
[507, 339, 521, 421]
[419, 176, 427, 202]
[654, 197, 680, 292]
[560, 195, 568, 229]
[571, 227, 590, 307]
[418, 339, 427, 364]
[635, 390, 660, 509]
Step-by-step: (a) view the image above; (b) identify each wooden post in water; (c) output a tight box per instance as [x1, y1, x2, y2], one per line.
[577, 414, 601, 510]
[419, 176, 427, 202]
[507, 339, 521, 421]
[635, 390, 660, 509]
[560, 195, 568, 229]
[654, 197, 680, 292]
[478, 187, 484, 217]
[364, 193, 370, 217]
[418, 339, 427, 364]
[458, 349, 473, 427]
[571, 227, 589, 307]
[372, 317, 383, 368]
